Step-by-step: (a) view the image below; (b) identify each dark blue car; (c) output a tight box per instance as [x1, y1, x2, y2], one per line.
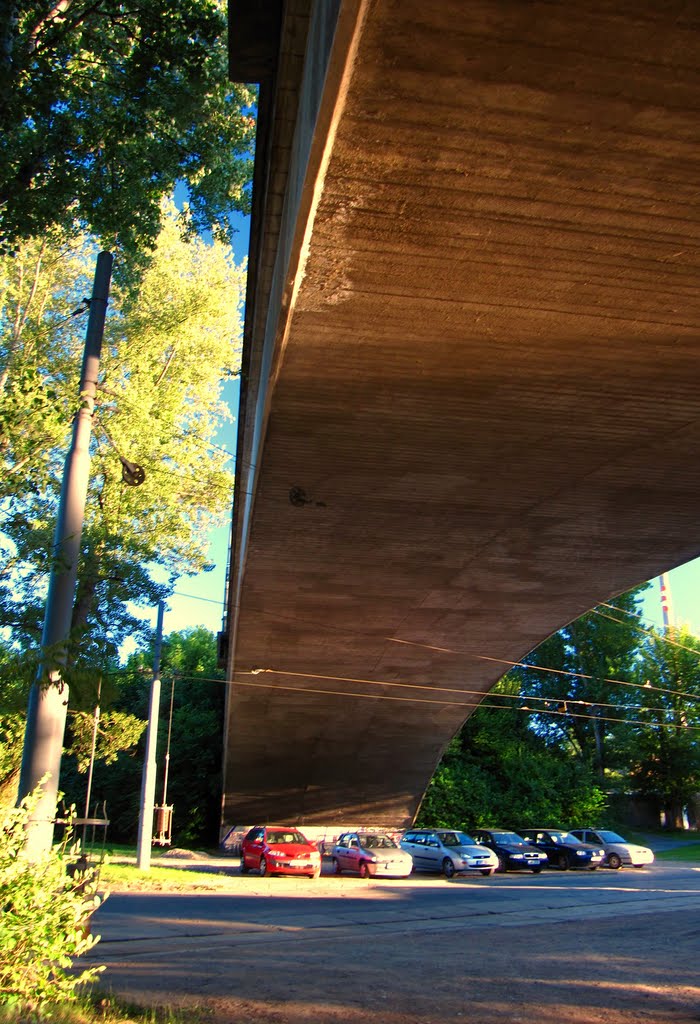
[518, 829, 605, 870]
[472, 828, 548, 873]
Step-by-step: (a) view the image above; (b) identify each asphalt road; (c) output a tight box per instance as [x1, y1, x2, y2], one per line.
[89, 861, 700, 1023]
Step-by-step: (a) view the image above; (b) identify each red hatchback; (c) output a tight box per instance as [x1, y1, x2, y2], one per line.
[240, 825, 322, 878]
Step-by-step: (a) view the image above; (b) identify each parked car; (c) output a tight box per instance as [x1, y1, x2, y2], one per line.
[240, 825, 322, 878]
[400, 828, 499, 878]
[570, 828, 655, 869]
[471, 828, 549, 873]
[518, 829, 605, 870]
[331, 831, 414, 878]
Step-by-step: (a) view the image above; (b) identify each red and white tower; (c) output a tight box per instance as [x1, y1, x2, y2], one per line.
[659, 572, 675, 631]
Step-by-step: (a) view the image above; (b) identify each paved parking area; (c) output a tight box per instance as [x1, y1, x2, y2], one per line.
[90, 861, 700, 1023]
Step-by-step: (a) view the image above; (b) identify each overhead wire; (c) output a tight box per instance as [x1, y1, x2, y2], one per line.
[164, 669, 700, 732]
[596, 602, 700, 659]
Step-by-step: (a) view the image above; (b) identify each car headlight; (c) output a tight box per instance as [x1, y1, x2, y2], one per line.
[510, 853, 524, 860]
[309, 851, 321, 860]
[576, 850, 587, 856]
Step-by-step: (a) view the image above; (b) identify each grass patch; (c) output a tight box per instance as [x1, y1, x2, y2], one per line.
[655, 843, 700, 863]
[100, 861, 234, 892]
[0, 992, 213, 1023]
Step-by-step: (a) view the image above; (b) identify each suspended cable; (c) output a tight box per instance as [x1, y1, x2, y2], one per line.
[226, 674, 700, 732]
[597, 603, 700, 659]
[387, 637, 700, 703]
[232, 666, 696, 715]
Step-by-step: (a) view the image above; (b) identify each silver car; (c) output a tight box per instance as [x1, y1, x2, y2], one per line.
[400, 828, 499, 878]
[331, 832, 414, 878]
[570, 828, 655, 869]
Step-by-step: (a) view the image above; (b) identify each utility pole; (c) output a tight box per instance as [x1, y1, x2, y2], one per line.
[17, 251, 113, 858]
[136, 600, 165, 870]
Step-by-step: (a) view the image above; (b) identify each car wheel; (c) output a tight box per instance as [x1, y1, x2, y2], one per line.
[310, 865, 321, 879]
[588, 865, 598, 871]
[480, 868, 495, 876]
[497, 856, 508, 874]
[358, 860, 371, 879]
[531, 866, 542, 874]
[332, 857, 342, 875]
[442, 858, 456, 879]
[557, 853, 569, 870]
[259, 856, 267, 877]
[240, 857, 249, 874]
[607, 853, 622, 869]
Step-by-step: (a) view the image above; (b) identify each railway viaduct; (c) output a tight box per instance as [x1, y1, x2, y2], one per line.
[220, 0, 700, 831]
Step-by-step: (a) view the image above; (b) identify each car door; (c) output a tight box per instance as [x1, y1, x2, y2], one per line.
[423, 833, 442, 870]
[344, 835, 362, 872]
[402, 833, 427, 870]
[334, 834, 351, 870]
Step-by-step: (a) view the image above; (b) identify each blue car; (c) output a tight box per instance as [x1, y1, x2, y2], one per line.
[518, 829, 604, 870]
[472, 828, 548, 873]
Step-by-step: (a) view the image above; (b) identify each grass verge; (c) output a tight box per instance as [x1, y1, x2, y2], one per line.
[655, 843, 700, 863]
[0, 992, 213, 1024]
[99, 861, 235, 892]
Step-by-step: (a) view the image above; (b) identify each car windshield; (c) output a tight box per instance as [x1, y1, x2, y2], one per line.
[596, 830, 626, 843]
[492, 832, 528, 845]
[439, 831, 475, 847]
[266, 829, 308, 845]
[358, 833, 397, 849]
[557, 833, 584, 846]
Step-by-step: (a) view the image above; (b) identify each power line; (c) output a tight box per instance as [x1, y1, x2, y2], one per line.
[153, 668, 699, 731]
[220, 673, 698, 732]
[597, 603, 700, 659]
[387, 638, 700, 703]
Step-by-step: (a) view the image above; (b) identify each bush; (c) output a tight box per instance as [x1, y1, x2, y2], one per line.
[0, 788, 106, 1012]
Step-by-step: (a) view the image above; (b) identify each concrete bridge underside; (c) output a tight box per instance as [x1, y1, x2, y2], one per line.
[221, 0, 700, 830]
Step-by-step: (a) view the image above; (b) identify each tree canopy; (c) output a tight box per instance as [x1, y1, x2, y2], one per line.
[0, 205, 246, 670]
[0, 0, 255, 270]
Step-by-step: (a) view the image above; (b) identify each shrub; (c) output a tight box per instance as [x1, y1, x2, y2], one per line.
[0, 787, 106, 1012]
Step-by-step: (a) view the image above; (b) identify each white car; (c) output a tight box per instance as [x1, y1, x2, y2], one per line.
[571, 829, 654, 869]
[331, 831, 414, 878]
[400, 828, 499, 878]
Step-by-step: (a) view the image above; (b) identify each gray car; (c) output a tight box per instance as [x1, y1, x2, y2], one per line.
[570, 828, 654, 869]
[332, 831, 414, 878]
[400, 828, 499, 878]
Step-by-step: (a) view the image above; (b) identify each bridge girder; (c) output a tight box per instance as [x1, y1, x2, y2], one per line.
[222, 0, 700, 829]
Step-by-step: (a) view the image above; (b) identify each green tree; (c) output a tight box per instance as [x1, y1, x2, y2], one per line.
[0, 0, 255, 269]
[417, 675, 607, 830]
[622, 625, 700, 828]
[510, 589, 648, 779]
[61, 628, 225, 846]
[1, 205, 246, 668]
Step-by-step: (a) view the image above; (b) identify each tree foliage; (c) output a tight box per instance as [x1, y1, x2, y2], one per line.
[419, 588, 700, 832]
[508, 589, 647, 777]
[624, 625, 700, 826]
[60, 627, 226, 846]
[417, 676, 607, 830]
[0, 0, 255, 271]
[0, 205, 246, 669]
